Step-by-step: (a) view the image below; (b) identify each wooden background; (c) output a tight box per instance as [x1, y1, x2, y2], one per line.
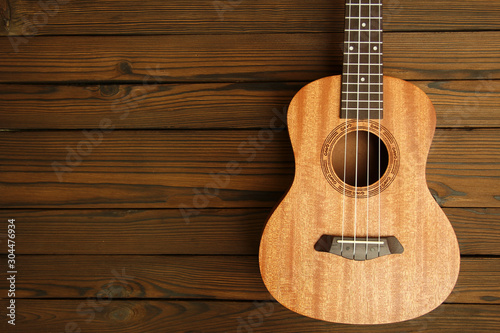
[0, 0, 499, 331]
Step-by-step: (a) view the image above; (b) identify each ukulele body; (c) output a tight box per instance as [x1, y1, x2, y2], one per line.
[259, 75, 460, 324]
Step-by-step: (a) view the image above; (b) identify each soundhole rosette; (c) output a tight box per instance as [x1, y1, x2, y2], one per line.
[321, 120, 399, 198]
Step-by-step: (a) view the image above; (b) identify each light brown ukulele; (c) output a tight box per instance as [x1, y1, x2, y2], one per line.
[259, 0, 460, 325]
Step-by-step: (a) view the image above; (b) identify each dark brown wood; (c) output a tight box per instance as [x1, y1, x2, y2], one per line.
[0, 209, 267, 255]
[413, 80, 500, 128]
[447, 258, 500, 304]
[0, 256, 496, 304]
[1, 32, 499, 83]
[1, 0, 498, 36]
[447, 208, 500, 255]
[0, 256, 271, 300]
[0, 82, 297, 129]
[1, 300, 499, 333]
[0, 129, 497, 208]
[1, 80, 499, 130]
[426, 129, 500, 207]
[0, 208, 499, 256]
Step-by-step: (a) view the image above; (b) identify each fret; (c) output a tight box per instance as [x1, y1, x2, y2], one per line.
[343, 77, 383, 84]
[346, 3, 382, 5]
[343, 109, 383, 111]
[345, 29, 382, 32]
[345, 56, 383, 64]
[342, 91, 383, 94]
[344, 31, 382, 41]
[340, 110, 383, 119]
[346, 16, 382, 19]
[343, 73, 382, 75]
[345, 6, 381, 18]
[343, 100, 383, 104]
[343, 63, 383, 65]
[343, 71, 383, 79]
[342, 86, 383, 94]
[344, 46, 382, 52]
[342, 94, 383, 100]
[344, 41, 383, 44]
[345, 52, 383, 55]
[342, 101, 383, 106]
[344, 82, 383, 86]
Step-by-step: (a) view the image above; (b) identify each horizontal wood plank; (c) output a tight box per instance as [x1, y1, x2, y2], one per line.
[0, 208, 498, 256]
[0, 129, 498, 208]
[413, 80, 500, 128]
[0, 256, 497, 304]
[1, 32, 499, 83]
[0, 209, 265, 255]
[1, 300, 499, 332]
[1, 0, 499, 36]
[1, 80, 499, 129]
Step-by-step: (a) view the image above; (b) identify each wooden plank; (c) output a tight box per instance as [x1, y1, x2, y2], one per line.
[1, 32, 499, 83]
[0, 256, 270, 300]
[414, 80, 500, 128]
[0, 209, 267, 255]
[383, 32, 500, 81]
[426, 129, 500, 207]
[447, 258, 500, 304]
[1, 80, 499, 130]
[0, 208, 498, 255]
[0, 82, 297, 130]
[448, 208, 500, 255]
[0, 129, 497, 208]
[1, 0, 499, 36]
[0, 300, 499, 332]
[0, 256, 497, 304]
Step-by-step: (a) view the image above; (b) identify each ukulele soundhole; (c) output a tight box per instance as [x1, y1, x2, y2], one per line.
[321, 120, 399, 198]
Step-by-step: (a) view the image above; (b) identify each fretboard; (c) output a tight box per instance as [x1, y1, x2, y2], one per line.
[341, 0, 383, 119]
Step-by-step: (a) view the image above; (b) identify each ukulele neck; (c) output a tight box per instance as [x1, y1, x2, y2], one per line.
[341, 0, 383, 119]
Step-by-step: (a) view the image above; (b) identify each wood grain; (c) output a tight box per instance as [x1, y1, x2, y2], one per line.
[414, 80, 500, 128]
[0, 256, 497, 304]
[1, 32, 499, 83]
[1, 0, 498, 36]
[0, 209, 267, 255]
[0, 129, 498, 208]
[0, 208, 498, 255]
[446, 208, 500, 255]
[1, 300, 499, 333]
[1, 80, 499, 130]
[0, 256, 271, 300]
[0, 82, 296, 129]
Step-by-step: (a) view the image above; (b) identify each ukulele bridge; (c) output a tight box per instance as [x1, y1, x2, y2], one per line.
[314, 235, 404, 261]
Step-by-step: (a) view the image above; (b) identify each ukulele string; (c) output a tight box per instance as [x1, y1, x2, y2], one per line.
[341, 0, 354, 255]
[378, 0, 383, 255]
[353, 0, 363, 260]
[366, 0, 372, 259]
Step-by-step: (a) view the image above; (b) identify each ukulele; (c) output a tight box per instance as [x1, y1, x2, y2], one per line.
[259, 0, 460, 324]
